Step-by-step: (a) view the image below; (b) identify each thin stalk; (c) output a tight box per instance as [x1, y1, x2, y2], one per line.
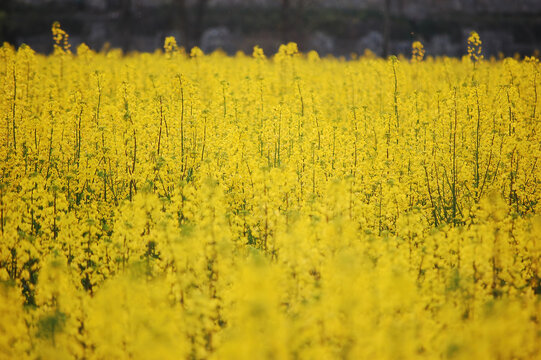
[177, 75, 185, 169]
[474, 89, 481, 192]
[391, 58, 399, 139]
[157, 96, 164, 156]
[12, 69, 17, 151]
[452, 88, 458, 224]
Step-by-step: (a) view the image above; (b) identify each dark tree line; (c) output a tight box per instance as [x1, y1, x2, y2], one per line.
[174, 0, 209, 47]
[0, 0, 15, 44]
[103, 0, 390, 52]
[109, 0, 210, 50]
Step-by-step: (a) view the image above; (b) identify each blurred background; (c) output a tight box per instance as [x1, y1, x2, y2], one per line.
[1, 0, 540, 57]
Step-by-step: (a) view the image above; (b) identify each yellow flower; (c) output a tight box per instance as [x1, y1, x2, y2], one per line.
[467, 31, 483, 62]
[411, 41, 425, 62]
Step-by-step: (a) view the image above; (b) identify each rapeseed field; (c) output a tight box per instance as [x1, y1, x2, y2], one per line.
[0, 25, 540, 359]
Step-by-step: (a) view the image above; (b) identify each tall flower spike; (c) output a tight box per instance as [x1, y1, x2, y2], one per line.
[412, 41, 425, 62]
[51, 21, 71, 54]
[164, 36, 179, 59]
[467, 31, 483, 62]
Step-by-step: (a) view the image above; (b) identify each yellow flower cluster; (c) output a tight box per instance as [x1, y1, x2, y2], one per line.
[0, 24, 540, 359]
[467, 31, 483, 62]
[411, 41, 425, 62]
[52, 21, 71, 54]
[164, 36, 180, 59]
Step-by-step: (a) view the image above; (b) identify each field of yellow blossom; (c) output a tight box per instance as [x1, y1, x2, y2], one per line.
[0, 25, 540, 359]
